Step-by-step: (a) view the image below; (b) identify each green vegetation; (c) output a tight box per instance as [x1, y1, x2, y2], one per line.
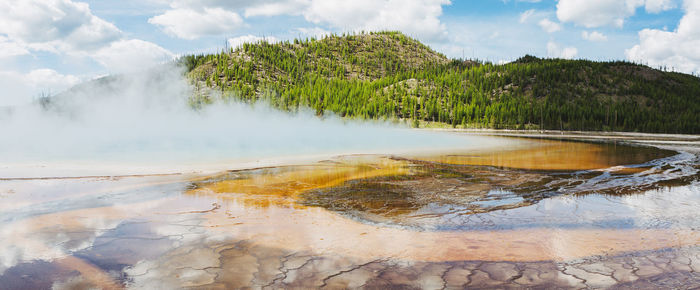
[183, 31, 700, 134]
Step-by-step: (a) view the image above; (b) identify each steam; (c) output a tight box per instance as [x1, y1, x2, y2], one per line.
[0, 64, 500, 177]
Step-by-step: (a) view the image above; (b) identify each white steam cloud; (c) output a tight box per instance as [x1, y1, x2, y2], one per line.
[0, 65, 503, 178]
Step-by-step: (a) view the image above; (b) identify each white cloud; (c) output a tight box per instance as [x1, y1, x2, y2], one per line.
[146, 0, 283, 39]
[519, 9, 536, 23]
[227, 35, 279, 49]
[301, 0, 450, 42]
[0, 36, 29, 58]
[644, 0, 675, 13]
[0, 0, 122, 53]
[93, 39, 175, 73]
[538, 18, 562, 33]
[25, 69, 81, 92]
[149, 0, 271, 10]
[582, 31, 608, 41]
[547, 41, 578, 59]
[0, 69, 81, 106]
[148, 0, 451, 42]
[0, 0, 172, 69]
[296, 27, 333, 39]
[244, 0, 308, 17]
[148, 7, 244, 40]
[557, 0, 636, 28]
[556, 0, 675, 28]
[626, 0, 700, 74]
[0, 0, 174, 98]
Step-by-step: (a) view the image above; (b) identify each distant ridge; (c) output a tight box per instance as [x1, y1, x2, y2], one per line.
[70, 31, 700, 134]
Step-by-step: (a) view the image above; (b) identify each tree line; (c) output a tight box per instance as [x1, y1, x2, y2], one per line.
[181, 31, 700, 134]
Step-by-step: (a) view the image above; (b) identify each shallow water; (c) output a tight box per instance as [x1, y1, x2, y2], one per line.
[1, 137, 699, 289]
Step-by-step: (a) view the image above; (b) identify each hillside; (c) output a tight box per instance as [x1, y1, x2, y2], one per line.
[186, 31, 698, 133]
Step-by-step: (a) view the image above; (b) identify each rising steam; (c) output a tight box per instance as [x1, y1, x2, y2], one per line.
[0, 65, 503, 177]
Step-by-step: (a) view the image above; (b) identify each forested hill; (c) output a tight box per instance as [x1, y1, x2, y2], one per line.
[184, 31, 700, 134]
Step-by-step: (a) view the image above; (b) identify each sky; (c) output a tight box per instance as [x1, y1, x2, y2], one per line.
[1, 0, 698, 106]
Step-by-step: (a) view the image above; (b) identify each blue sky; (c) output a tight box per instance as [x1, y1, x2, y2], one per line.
[1, 0, 698, 106]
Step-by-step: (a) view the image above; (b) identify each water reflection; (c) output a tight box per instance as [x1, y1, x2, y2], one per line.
[187, 157, 413, 208]
[0, 137, 698, 288]
[421, 138, 673, 171]
[295, 141, 697, 229]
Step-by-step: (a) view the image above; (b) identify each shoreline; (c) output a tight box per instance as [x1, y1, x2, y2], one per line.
[424, 128, 700, 141]
[430, 128, 700, 153]
[426, 128, 700, 142]
[2, 131, 697, 180]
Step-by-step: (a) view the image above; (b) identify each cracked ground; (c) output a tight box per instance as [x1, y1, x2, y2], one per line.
[1, 138, 699, 289]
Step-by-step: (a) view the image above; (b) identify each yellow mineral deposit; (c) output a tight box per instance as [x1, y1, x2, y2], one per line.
[1, 137, 697, 288]
[417, 138, 670, 171]
[189, 157, 413, 207]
